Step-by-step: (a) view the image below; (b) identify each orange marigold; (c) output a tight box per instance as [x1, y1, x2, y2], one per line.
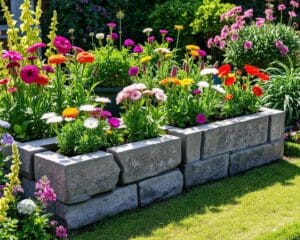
[36, 74, 49, 85]
[48, 54, 66, 65]
[76, 51, 95, 64]
[62, 107, 79, 119]
[159, 77, 181, 86]
[225, 93, 234, 101]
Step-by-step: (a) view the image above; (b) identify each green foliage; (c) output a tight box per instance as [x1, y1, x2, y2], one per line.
[262, 59, 300, 126]
[284, 142, 300, 158]
[0, 218, 18, 240]
[224, 23, 300, 69]
[191, 0, 235, 39]
[88, 46, 133, 87]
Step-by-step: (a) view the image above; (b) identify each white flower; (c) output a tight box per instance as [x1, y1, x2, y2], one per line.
[154, 48, 171, 54]
[200, 68, 219, 76]
[143, 27, 153, 33]
[41, 112, 57, 120]
[46, 116, 64, 124]
[84, 117, 99, 129]
[96, 33, 105, 40]
[152, 88, 164, 95]
[212, 85, 226, 94]
[17, 199, 37, 215]
[0, 120, 10, 129]
[197, 81, 210, 89]
[64, 117, 75, 122]
[79, 104, 97, 112]
[95, 96, 111, 104]
[155, 92, 167, 102]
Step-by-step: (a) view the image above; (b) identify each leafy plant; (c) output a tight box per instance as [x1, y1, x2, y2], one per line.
[262, 59, 300, 126]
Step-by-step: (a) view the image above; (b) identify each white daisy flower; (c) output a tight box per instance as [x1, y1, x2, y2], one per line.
[79, 104, 97, 112]
[200, 68, 219, 76]
[154, 48, 171, 54]
[46, 116, 64, 124]
[197, 81, 210, 89]
[64, 117, 75, 122]
[143, 27, 153, 33]
[83, 117, 99, 129]
[95, 96, 111, 104]
[41, 112, 57, 120]
[95, 33, 105, 40]
[212, 85, 226, 94]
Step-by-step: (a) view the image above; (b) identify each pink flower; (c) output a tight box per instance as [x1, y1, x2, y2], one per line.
[196, 113, 206, 124]
[159, 29, 168, 35]
[165, 37, 174, 43]
[198, 50, 207, 57]
[192, 89, 201, 95]
[2, 50, 23, 61]
[100, 110, 112, 119]
[107, 22, 117, 28]
[244, 40, 253, 50]
[0, 78, 9, 85]
[72, 46, 84, 54]
[130, 90, 142, 101]
[147, 36, 155, 42]
[243, 9, 253, 18]
[290, 0, 299, 8]
[54, 36, 72, 54]
[279, 45, 289, 55]
[152, 88, 164, 95]
[133, 45, 143, 53]
[219, 41, 226, 50]
[213, 35, 220, 45]
[116, 92, 129, 104]
[42, 65, 55, 73]
[7, 86, 17, 93]
[128, 66, 139, 76]
[231, 34, 238, 41]
[207, 38, 213, 48]
[124, 39, 135, 47]
[288, 11, 297, 17]
[155, 92, 167, 102]
[278, 4, 286, 11]
[256, 17, 265, 27]
[108, 117, 120, 128]
[50, 220, 58, 227]
[55, 225, 68, 238]
[26, 42, 46, 53]
[275, 40, 283, 49]
[20, 65, 39, 84]
[35, 176, 57, 207]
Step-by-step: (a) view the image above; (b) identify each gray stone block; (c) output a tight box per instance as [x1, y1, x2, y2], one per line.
[34, 150, 120, 204]
[167, 126, 202, 163]
[261, 108, 285, 141]
[138, 169, 183, 206]
[56, 184, 138, 229]
[202, 112, 269, 159]
[4, 138, 56, 179]
[184, 154, 229, 188]
[229, 140, 284, 175]
[107, 135, 181, 184]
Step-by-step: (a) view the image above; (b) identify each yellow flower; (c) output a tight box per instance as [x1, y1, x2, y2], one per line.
[180, 78, 194, 86]
[140, 56, 152, 64]
[190, 50, 199, 57]
[106, 129, 113, 135]
[160, 77, 181, 86]
[186, 44, 200, 51]
[62, 108, 79, 118]
[174, 25, 184, 31]
[165, 53, 173, 59]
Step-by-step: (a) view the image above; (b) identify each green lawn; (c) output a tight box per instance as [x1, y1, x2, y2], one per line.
[71, 158, 300, 240]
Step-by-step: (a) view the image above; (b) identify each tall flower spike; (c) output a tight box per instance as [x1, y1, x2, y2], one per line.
[45, 11, 58, 58]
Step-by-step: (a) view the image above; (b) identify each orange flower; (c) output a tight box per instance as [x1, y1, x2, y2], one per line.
[76, 51, 95, 64]
[225, 93, 234, 100]
[49, 54, 66, 65]
[190, 50, 199, 57]
[62, 107, 79, 118]
[36, 74, 49, 85]
[257, 72, 270, 81]
[159, 77, 181, 86]
[244, 64, 260, 76]
[218, 64, 231, 77]
[252, 85, 263, 97]
[224, 75, 236, 86]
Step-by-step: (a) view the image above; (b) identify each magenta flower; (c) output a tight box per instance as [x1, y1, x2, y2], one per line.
[243, 8, 253, 18]
[111, 32, 119, 40]
[213, 35, 220, 45]
[147, 36, 155, 42]
[2, 50, 23, 61]
[244, 40, 253, 50]
[20, 65, 39, 84]
[219, 40, 226, 50]
[278, 4, 286, 11]
[107, 22, 117, 28]
[124, 39, 135, 47]
[55, 225, 68, 238]
[42, 65, 55, 73]
[207, 38, 213, 48]
[100, 110, 112, 119]
[26, 42, 46, 53]
[196, 113, 206, 124]
[275, 40, 283, 49]
[133, 45, 143, 53]
[198, 50, 207, 57]
[279, 45, 289, 55]
[108, 117, 120, 128]
[128, 66, 139, 76]
[170, 66, 178, 77]
[159, 29, 168, 35]
[6, 61, 20, 69]
[192, 89, 201, 95]
[54, 36, 72, 54]
[35, 176, 57, 207]
[256, 17, 265, 27]
[165, 37, 174, 43]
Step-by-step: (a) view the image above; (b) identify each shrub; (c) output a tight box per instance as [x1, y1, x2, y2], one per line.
[224, 23, 300, 69]
[262, 59, 300, 126]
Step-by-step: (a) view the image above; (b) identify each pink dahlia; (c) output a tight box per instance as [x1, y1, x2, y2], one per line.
[124, 39, 135, 47]
[54, 36, 72, 54]
[2, 50, 23, 61]
[196, 113, 206, 124]
[128, 66, 139, 76]
[26, 42, 46, 53]
[20, 65, 39, 84]
[108, 117, 120, 128]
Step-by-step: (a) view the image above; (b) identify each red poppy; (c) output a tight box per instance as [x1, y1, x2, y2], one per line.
[218, 64, 231, 77]
[244, 64, 260, 76]
[257, 72, 270, 81]
[224, 76, 236, 86]
[252, 85, 263, 97]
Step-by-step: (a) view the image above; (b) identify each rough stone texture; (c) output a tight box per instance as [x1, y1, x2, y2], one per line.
[167, 127, 202, 163]
[34, 150, 120, 204]
[56, 184, 138, 229]
[201, 112, 269, 159]
[138, 169, 183, 206]
[184, 154, 229, 188]
[107, 135, 181, 184]
[4, 138, 56, 179]
[229, 140, 284, 175]
[260, 108, 285, 141]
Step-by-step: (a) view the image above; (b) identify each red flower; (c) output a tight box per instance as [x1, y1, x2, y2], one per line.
[257, 72, 270, 81]
[225, 93, 234, 100]
[218, 64, 231, 77]
[224, 76, 236, 86]
[36, 74, 49, 85]
[0, 78, 9, 85]
[244, 64, 260, 76]
[252, 85, 263, 97]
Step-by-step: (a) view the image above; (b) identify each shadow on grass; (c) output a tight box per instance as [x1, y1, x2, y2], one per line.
[71, 159, 300, 240]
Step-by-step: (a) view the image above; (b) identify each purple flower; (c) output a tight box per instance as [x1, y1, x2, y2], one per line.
[42, 65, 55, 73]
[108, 117, 120, 128]
[0, 120, 10, 129]
[147, 36, 155, 43]
[133, 45, 143, 53]
[56, 225, 68, 238]
[2, 50, 23, 61]
[20, 65, 39, 84]
[110, 32, 119, 40]
[35, 176, 56, 207]
[128, 66, 139, 76]
[50, 220, 58, 227]
[279, 45, 289, 55]
[2, 133, 14, 146]
[219, 40, 226, 50]
[54, 36, 72, 54]
[107, 22, 117, 28]
[275, 40, 283, 49]
[244, 40, 253, 50]
[170, 66, 178, 77]
[278, 4, 286, 11]
[192, 89, 201, 95]
[196, 113, 206, 124]
[159, 29, 168, 35]
[100, 110, 112, 119]
[26, 42, 46, 53]
[124, 39, 135, 47]
[165, 37, 174, 43]
[198, 50, 207, 57]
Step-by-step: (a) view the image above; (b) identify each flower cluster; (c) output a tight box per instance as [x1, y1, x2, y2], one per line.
[35, 176, 57, 207]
